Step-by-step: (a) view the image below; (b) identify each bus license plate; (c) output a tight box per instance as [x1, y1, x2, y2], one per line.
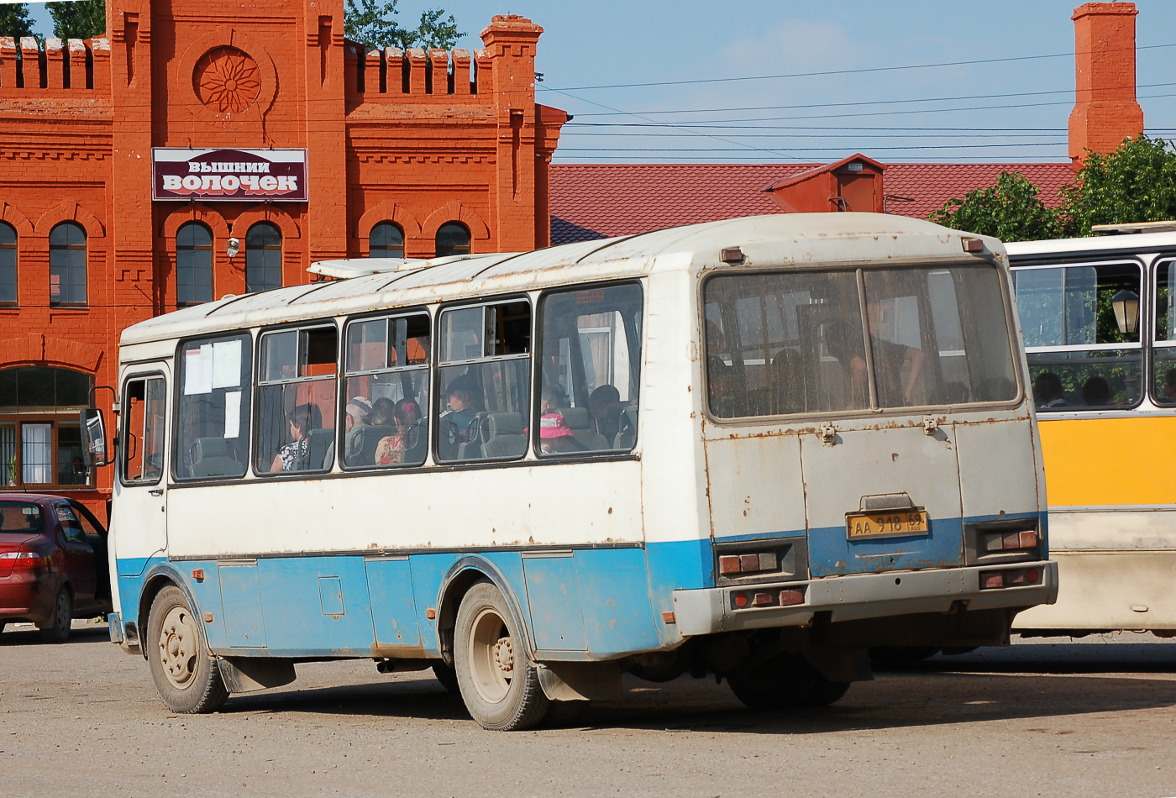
[846, 510, 930, 539]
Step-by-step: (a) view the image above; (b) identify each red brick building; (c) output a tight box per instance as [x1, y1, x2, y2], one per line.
[0, 0, 566, 513]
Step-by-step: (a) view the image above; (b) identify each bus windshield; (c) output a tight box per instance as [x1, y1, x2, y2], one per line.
[704, 264, 1019, 418]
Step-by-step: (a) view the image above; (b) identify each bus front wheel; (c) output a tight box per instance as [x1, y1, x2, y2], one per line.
[147, 585, 228, 714]
[454, 582, 549, 731]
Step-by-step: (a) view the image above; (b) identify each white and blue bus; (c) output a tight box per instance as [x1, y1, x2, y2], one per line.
[90, 213, 1057, 730]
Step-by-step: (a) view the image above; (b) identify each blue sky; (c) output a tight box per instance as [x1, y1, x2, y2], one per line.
[22, 1, 1176, 164]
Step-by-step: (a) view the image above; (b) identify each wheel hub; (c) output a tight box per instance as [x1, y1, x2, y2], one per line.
[158, 606, 198, 689]
[492, 636, 514, 676]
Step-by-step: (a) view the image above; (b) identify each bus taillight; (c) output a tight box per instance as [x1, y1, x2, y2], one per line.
[730, 587, 807, 610]
[980, 568, 1042, 590]
[984, 529, 1038, 553]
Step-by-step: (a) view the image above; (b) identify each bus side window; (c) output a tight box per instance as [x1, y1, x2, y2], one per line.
[120, 375, 167, 486]
[536, 283, 643, 455]
[174, 333, 252, 481]
[436, 300, 530, 464]
[255, 325, 338, 474]
[342, 313, 431, 469]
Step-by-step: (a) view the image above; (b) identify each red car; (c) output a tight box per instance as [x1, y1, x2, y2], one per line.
[0, 494, 112, 642]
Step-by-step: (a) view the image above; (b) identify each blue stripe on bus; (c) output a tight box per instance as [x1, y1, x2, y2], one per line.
[115, 513, 1045, 660]
[116, 540, 712, 660]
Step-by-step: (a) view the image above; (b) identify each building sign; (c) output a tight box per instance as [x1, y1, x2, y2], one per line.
[152, 148, 308, 202]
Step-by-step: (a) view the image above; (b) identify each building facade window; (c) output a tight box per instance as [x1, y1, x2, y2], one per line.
[369, 222, 405, 259]
[436, 222, 471, 257]
[49, 222, 87, 306]
[176, 222, 213, 306]
[0, 222, 15, 304]
[246, 222, 282, 293]
[0, 366, 93, 488]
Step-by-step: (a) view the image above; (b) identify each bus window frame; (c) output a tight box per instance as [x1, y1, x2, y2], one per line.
[172, 331, 254, 483]
[1015, 258, 1144, 413]
[434, 295, 533, 465]
[700, 261, 1024, 423]
[253, 319, 341, 477]
[340, 307, 433, 471]
[534, 280, 645, 458]
[119, 372, 167, 488]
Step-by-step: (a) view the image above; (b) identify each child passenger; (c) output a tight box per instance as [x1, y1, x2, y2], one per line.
[375, 399, 423, 465]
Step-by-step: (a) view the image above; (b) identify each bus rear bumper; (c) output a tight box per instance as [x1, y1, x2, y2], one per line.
[672, 560, 1058, 637]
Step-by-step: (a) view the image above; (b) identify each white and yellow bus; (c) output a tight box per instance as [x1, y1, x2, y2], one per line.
[1008, 223, 1176, 638]
[89, 214, 1057, 730]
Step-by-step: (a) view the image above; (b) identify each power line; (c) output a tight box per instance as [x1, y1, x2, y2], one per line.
[539, 43, 1176, 92]
[567, 82, 1176, 118]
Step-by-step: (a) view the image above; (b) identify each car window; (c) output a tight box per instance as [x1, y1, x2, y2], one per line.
[0, 500, 42, 534]
[68, 501, 106, 539]
[54, 502, 87, 543]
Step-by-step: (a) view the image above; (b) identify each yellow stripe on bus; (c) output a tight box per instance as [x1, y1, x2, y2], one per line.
[1038, 415, 1174, 508]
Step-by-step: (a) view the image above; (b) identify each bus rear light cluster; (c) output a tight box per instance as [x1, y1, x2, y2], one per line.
[980, 567, 1041, 590]
[984, 530, 1038, 553]
[731, 587, 806, 610]
[719, 552, 776, 576]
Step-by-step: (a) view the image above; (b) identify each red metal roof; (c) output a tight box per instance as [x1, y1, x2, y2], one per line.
[550, 162, 1077, 244]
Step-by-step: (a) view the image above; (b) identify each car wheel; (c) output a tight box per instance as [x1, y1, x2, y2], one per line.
[39, 588, 72, 643]
[147, 585, 229, 713]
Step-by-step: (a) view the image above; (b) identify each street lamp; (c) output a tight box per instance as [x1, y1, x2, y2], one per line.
[226, 237, 241, 262]
[1111, 289, 1139, 336]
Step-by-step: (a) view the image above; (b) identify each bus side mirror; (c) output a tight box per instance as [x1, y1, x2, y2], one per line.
[80, 408, 113, 468]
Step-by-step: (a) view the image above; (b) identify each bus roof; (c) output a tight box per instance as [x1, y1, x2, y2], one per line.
[1006, 228, 1176, 261]
[121, 212, 995, 347]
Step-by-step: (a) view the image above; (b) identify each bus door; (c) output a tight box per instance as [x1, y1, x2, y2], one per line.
[115, 371, 171, 578]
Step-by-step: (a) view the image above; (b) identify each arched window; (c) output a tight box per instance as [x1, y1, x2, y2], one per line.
[176, 222, 213, 306]
[0, 222, 15, 304]
[0, 366, 93, 487]
[246, 222, 282, 293]
[435, 222, 471, 257]
[49, 222, 86, 305]
[369, 222, 405, 259]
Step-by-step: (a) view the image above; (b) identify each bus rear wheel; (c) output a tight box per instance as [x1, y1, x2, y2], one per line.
[147, 585, 228, 714]
[728, 652, 850, 710]
[454, 582, 549, 731]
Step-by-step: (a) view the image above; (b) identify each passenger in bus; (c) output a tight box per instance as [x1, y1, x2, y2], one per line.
[442, 381, 481, 444]
[1033, 371, 1070, 409]
[860, 302, 925, 406]
[375, 399, 423, 465]
[271, 402, 322, 472]
[1162, 369, 1176, 403]
[1082, 376, 1112, 407]
[588, 384, 623, 441]
[538, 411, 586, 455]
[342, 396, 373, 462]
[766, 349, 812, 414]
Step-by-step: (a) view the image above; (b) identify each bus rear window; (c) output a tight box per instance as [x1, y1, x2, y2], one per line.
[704, 265, 1019, 418]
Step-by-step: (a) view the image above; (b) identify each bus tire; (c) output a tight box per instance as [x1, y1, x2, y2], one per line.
[802, 676, 851, 707]
[432, 662, 460, 694]
[454, 581, 549, 731]
[147, 585, 228, 714]
[728, 653, 824, 711]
